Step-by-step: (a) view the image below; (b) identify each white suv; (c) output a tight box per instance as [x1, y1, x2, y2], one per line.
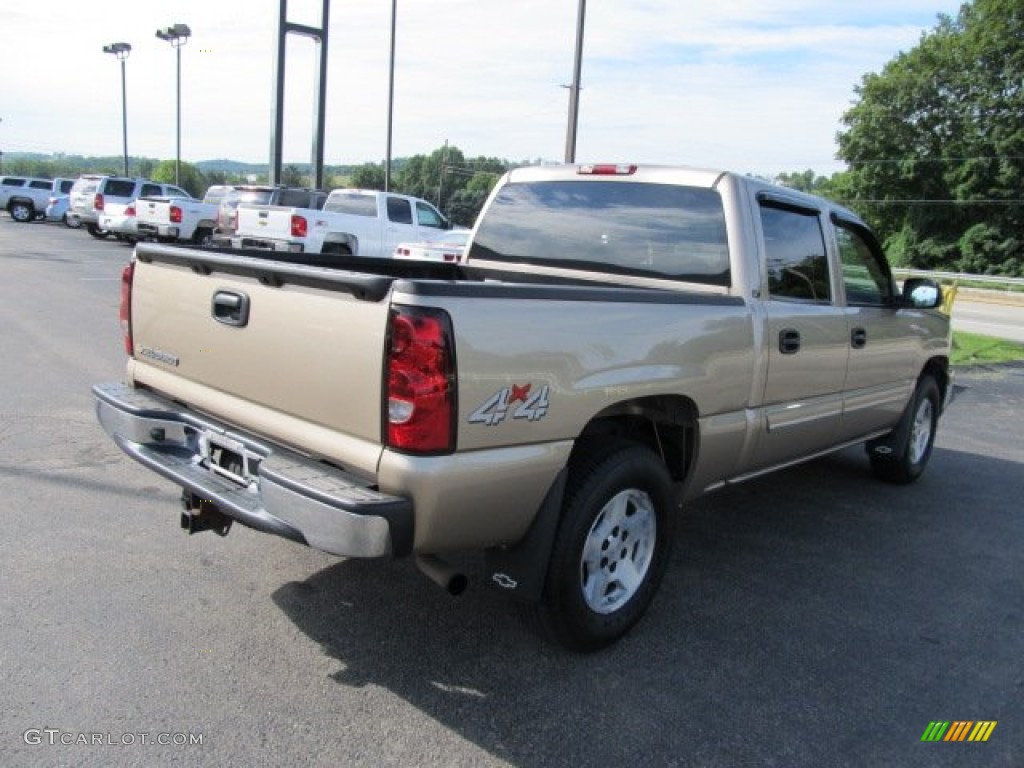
[1, 176, 74, 222]
[68, 176, 189, 239]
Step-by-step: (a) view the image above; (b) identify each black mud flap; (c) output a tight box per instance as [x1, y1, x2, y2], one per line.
[483, 469, 566, 603]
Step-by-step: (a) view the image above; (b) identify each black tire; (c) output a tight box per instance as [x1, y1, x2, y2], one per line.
[868, 375, 940, 484]
[193, 227, 213, 246]
[63, 213, 82, 229]
[86, 224, 110, 239]
[534, 440, 676, 652]
[8, 201, 34, 223]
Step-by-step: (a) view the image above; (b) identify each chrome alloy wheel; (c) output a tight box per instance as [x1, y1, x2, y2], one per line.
[579, 489, 656, 614]
[909, 397, 934, 465]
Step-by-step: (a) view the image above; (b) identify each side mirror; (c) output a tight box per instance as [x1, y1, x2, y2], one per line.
[902, 277, 943, 309]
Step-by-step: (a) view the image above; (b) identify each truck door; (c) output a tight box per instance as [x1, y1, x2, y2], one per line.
[750, 197, 849, 470]
[833, 216, 918, 440]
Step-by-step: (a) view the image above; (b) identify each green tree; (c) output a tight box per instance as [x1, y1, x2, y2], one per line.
[349, 163, 385, 190]
[837, 0, 1024, 275]
[280, 164, 305, 187]
[150, 160, 208, 197]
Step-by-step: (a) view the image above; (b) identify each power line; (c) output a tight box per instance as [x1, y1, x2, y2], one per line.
[845, 199, 1024, 206]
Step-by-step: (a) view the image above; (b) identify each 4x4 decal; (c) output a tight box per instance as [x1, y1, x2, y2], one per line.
[468, 384, 550, 426]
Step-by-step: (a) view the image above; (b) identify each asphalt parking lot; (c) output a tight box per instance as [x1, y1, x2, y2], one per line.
[1, 219, 1022, 767]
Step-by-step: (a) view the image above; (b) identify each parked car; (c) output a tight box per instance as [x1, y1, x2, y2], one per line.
[44, 194, 81, 227]
[393, 228, 471, 262]
[68, 176, 190, 238]
[2, 176, 74, 222]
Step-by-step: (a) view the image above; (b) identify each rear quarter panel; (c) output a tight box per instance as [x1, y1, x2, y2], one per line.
[393, 286, 756, 453]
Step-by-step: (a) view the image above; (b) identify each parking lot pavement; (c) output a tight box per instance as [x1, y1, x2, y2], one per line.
[1, 220, 1022, 767]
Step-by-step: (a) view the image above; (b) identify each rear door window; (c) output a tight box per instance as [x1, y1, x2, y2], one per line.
[325, 193, 377, 216]
[386, 197, 413, 224]
[759, 201, 832, 303]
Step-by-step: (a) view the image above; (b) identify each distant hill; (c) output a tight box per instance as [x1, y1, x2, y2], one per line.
[195, 159, 268, 175]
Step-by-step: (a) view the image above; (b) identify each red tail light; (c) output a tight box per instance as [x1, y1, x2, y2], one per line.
[125, 205, 136, 217]
[385, 306, 456, 454]
[291, 214, 308, 238]
[170, 205, 183, 223]
[95, 192, 105, 211]
[120, 262, 135, 356]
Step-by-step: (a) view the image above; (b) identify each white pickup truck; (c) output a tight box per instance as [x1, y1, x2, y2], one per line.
[230, 188, 449, 257]
[136, 185, 235, 245]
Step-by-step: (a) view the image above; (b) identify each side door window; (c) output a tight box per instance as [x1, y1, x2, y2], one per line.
[834, 219, 895, 306]
[140, 184, 162, 198]
[415, 201, 445, 229]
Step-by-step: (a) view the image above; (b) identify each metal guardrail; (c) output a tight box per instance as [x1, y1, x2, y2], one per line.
[893, 269, 1024, 289]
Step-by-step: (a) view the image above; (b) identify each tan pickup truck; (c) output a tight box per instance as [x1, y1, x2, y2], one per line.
[94, 164, 952, 650]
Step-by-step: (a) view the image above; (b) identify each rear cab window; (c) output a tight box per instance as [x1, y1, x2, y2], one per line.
[467, 180, 731, 286]
[325, 193, 378, 217]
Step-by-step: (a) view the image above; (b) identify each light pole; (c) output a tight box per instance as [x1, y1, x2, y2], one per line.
[385, 0, 397, 192]
[156, 23, 191, 186]
[564, 0, 586, 163]
[102, 42, 132, 176]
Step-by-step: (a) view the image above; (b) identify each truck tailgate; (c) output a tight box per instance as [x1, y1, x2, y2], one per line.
[136, 198, 170, 226]
[127, 245, 391, 474]
[235, 205, 295, 239]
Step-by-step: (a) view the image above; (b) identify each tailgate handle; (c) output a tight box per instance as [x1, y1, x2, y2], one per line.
[212, 290, 250, 327]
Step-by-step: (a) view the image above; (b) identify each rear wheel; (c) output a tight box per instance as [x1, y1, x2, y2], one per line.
[193, 227, 213, 246]
[534, 441, 676, 652]
[869, 375, 940, 484]
[86, 224, 110, 239]
[8, 201, 34, 223]
[63, 213, 82, 229]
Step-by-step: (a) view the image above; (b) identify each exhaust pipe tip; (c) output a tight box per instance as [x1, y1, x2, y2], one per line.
[415, 554, 468, 596]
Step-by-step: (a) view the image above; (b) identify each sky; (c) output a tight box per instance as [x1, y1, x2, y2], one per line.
[1, 0, 966, 176]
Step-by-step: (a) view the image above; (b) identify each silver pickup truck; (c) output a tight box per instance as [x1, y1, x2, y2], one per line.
[94, 164, 951, 650]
